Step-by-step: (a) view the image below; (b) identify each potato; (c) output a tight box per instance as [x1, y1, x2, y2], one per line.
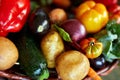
[0, 37, 18, 70]
[41, 30, 64, 68]
[56, 50, 90, 80]
[49, 8, 67, 24]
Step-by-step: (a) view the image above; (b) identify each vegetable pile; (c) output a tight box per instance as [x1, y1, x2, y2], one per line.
[0, 0, 120, 80]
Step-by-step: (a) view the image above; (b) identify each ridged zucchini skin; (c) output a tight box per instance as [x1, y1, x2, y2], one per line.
[15, 27, 49, 80]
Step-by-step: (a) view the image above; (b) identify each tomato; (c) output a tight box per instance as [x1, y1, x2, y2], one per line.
[79, 37, 103, 59]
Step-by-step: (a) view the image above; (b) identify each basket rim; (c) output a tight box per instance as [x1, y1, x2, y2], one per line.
[0, 60, 119, 80]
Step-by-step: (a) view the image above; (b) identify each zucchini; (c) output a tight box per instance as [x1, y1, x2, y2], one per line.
[14, 27, 49, 80]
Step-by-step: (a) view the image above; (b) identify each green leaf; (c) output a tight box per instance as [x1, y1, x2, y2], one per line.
[30, 1, 39, 12]
[94, 20, 120, 62]
[39, 0, 52, 6]
[53, 24, 72, 42]
[106, 20, 120, 36]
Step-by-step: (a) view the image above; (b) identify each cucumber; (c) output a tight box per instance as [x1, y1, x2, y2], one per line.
[14, 27, 49, 80]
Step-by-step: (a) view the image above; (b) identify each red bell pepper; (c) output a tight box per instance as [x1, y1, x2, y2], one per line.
[0, 0, 30, 36]
[107, 4, 120, 23]
[84, 0, 118, 7]
[107, 4, 120, 13]
[95, 0, 118, 7]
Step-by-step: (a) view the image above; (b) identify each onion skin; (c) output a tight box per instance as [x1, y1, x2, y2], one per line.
[60, 19, 87, 42]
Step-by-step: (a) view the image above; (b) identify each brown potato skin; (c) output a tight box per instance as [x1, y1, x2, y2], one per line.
[56, 50, 90, 80]
[49, 8, 67, 24]
[0, 37, 18, 70]
[41, 30, 64, 68]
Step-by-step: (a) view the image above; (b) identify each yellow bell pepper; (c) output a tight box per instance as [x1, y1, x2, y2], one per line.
[75, 1, 109, 33]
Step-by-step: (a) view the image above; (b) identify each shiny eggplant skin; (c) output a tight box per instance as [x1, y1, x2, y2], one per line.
[29, 8, 50, 37]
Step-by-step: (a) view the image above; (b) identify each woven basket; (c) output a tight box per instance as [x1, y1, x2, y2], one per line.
[0, 60, 119, 80]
